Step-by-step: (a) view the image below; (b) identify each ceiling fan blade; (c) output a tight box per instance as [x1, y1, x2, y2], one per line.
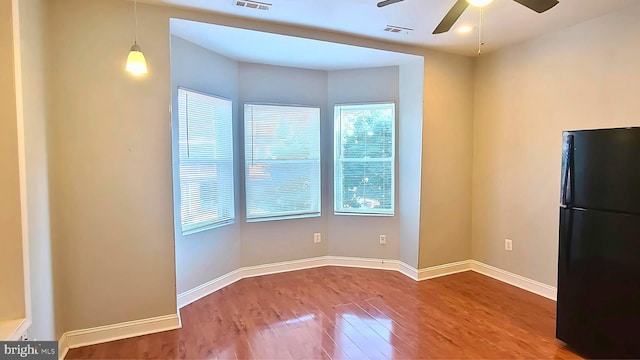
[512, 0, 559, 13]
[377, 0, 404, 8]
[433, 0, 469, 34]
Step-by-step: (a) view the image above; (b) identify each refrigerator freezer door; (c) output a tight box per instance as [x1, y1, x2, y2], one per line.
[563, 128, 640, 213]
[557, 208, 640, 358]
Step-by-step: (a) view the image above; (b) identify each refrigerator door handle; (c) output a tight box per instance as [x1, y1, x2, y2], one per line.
[564, 210, 573, 272]
[561, 135, 575, 206]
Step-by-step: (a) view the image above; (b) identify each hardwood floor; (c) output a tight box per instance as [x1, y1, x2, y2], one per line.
[66, 267, 579, 359]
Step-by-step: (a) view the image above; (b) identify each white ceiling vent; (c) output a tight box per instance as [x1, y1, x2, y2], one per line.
[235, 0, 271, 11]
[384, 25, 413, 33]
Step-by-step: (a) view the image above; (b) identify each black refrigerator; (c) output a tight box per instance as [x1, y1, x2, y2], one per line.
[557, 127, 640, 358]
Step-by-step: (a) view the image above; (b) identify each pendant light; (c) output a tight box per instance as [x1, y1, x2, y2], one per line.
[126, 0, 148, 76]
[466, 0, 494, 7]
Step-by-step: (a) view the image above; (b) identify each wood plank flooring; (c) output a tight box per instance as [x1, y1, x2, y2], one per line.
[65, 267, 580, 359]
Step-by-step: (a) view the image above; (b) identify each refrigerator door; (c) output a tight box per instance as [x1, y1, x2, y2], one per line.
[562, 127, 640, 213]
[557, 208, 640, 358]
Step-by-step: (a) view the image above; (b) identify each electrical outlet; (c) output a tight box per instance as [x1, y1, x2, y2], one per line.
[19, 332, 28, 341]
[505, 239, 513, 251]
[379, 234, 387, 245]
[314, 233, 321, 243]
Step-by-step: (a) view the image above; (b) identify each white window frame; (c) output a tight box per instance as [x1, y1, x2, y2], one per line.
[334, 102, 396, 216]
[244, 103, 321, 222]
[177, 87, 235, 235]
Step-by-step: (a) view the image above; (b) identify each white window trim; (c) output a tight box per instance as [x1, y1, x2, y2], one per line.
[177, 87, 235, 235]
[244, 102, 322, 222]
[334, 102, 396, 216]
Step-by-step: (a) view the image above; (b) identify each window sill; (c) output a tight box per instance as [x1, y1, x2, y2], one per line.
[246, 212, 321, 223]
[334, 211, 395, 217]
[182, 220, 235, 236]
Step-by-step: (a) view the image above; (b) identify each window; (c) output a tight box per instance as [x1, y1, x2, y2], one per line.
[334, 103, 395, 215]
[177, 88, 234, 234]
[244, 104, 321, 221]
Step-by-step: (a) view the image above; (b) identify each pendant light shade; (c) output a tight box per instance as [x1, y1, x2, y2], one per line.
[467, 0, 494, 7]
[126, 0, 148, 76]
[126, 44, 148, 76]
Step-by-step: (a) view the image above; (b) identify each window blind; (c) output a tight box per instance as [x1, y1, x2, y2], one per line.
[244, 104, 321, 221]
[334, 103, 395, 215]
[178, 88, 234, 234]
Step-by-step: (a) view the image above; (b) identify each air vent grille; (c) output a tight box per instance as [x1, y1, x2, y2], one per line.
[384, 25, 413, 33]
[236, 0, 271, 10]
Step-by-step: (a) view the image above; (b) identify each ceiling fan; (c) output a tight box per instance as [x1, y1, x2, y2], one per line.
[377, 0, 559, 34]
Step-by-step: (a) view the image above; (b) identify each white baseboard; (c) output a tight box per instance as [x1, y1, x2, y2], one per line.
[58, 333, 69, 360]
[177, 257, 329, 308]
[177, 269, 244, 309]
[418, 260, 472, 281]
[242, 256, 329, 278]
[397, 261, 419, 280]
[469, 260, 557, 301]
[411, 259, 557, 300]
[325, 256, 399, 271]
[58, 313, 181, 358]
[175, 256, 556, 304]
[56, 257, 556, 358]
[178, 256, 416, 308]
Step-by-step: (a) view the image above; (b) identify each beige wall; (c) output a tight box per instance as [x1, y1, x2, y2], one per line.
[472, 4, 640, 286]
[419, 51, 474, 268]
[17, 0, 640, 339]
[327, 67, 400, 259]
[0, 0, 25, 322]
[398, 59, 424, 269]
[170, 36, 242, 295]
[38, 0, 473, 335]
[15, 0, 56, 340]
[47, 0, 178, 334]
[171, 32, 426, 290]
[238, 63, 329, 266]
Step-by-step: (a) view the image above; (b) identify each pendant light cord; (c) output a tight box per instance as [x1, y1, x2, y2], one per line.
[478, 8, 484, 56]
[134, 0, 139, 45]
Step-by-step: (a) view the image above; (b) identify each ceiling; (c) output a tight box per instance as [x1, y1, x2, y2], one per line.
[152, 0, 636, 56]
[170, 19, 424, 71]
